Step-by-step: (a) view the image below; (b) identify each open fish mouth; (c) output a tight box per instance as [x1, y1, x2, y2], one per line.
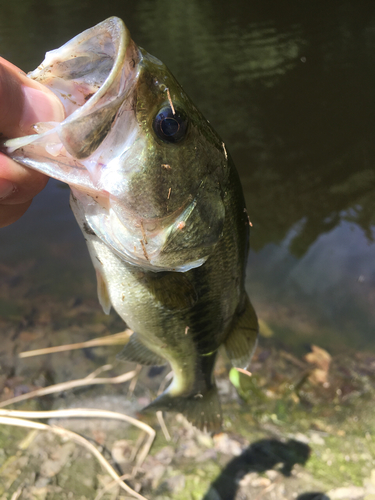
[5, 17, 138, 193]
[3, 17, 224, 272]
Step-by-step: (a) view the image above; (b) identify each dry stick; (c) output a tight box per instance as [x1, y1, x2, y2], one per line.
[94, 473, 132, 500]
[19, 330, 133, 358]
[0, 370, 137, 408]
[0, 408, 155, 470]
[166, 88, 175, 114]
[155, 371, 173, 441]
[10, 487, 22, 500]
[156, 411, 171, 442]
[0, 416, 148, 500]
[128, 365, 143, 397]
[84, 364, 113, 380]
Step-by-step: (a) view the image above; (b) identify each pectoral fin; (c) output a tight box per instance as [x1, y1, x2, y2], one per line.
[224, 294, 259, 369]
[117, 333, 167, 366]
[95, 269, 112, 315]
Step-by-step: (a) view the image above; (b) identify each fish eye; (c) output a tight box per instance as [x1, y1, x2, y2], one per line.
[153, 106, 188, 144]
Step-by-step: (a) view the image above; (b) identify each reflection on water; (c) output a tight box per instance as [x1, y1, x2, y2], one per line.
[1, 0, 375, 352]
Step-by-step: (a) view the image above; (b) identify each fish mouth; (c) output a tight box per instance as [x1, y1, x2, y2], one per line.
[4, 17, 140, 194]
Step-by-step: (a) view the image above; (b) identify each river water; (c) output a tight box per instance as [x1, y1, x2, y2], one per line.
[1, 0, 375, 354]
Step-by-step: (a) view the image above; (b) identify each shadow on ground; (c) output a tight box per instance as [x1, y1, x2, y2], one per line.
[202, 438, 312, 500]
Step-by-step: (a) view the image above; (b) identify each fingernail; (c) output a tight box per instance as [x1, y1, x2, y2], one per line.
[0, 178, 15, 200]
[20, 86, 65, 133]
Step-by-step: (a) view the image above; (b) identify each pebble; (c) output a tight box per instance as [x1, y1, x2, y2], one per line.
[327, 486, 365, 499]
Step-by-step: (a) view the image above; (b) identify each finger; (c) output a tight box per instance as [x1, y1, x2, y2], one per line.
[0, 153, 48, 205]
[0, 57, 64, 137]
[0, 200, 32, 228]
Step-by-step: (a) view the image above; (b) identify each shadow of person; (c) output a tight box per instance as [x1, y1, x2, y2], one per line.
[202, 438, 310, 500]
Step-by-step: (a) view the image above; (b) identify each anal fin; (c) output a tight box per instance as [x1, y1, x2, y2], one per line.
[117, 333, 167, 366]
[224, 294, 258, 369]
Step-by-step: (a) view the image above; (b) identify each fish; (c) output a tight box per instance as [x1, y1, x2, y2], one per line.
[3, 17, 258, 432]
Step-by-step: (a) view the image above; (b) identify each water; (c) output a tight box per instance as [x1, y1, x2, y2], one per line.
[1, 0, 374, 354]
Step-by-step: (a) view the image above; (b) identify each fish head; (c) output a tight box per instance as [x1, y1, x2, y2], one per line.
[4, 17, 228, 272]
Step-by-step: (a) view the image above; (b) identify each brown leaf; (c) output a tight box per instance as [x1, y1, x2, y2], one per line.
[305, 345, 331, 372]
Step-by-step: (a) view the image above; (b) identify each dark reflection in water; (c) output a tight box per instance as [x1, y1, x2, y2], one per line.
[0, 0, 375, 351]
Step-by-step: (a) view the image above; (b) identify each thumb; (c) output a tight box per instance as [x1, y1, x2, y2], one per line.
[0, 57, 64, 137]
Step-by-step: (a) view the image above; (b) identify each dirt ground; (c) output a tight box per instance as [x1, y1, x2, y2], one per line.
[1, 261, 375, 500]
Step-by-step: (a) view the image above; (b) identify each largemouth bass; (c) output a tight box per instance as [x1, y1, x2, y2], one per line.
[4, 17, 258, 431]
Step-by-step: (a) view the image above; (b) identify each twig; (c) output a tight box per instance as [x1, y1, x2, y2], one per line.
[157, 371, 173, 396]
[19, 330, 132, 358]
[0, 408, 155, 470]
[166, 88, 175, 114]
[0, 370, 137, 408]
[130, 431, 149, 476]
[94, 472, 132, 500]
[236, 368, 252, 377]
[222, 142, 228, 160]
[128, 365, 143, 397]
[156, 411, 171, 442]
[10, 487, 22, 500]
[155, 371, 173, 441]
[0, 415, 148, 500]
[85, 364, 113, 380]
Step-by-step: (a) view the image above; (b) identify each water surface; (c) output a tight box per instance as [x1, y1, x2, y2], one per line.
[1, 0, 375, 353]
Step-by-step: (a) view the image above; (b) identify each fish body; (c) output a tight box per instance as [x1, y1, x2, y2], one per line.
[4, 18, 258, 431]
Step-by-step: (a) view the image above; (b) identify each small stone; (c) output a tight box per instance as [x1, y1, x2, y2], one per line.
[309, 432, 325, 445]
[163, 474, 185, 492]
[213, 433, 243, 456]
[145, 464, 166, 489]
[327, 486, 365, 499]
[266, 470, 279, 480]
[239, 472, 258, 488]
[111, 439, 132, 465]
[251, 477, 271, 487]
[293, 433, 310, 444]
[154, 446, 175, 465]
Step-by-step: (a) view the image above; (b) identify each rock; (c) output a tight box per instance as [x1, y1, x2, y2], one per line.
[327, 486, 365, 499]
[154, 446, 175, 465]
[40, 442, 75, 478]
[163, 473, 186, 493]
[213, 433, 243, 456]
[111, 439, 132, 465]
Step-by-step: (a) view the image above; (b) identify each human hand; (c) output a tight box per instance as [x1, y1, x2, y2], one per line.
[0, 57, 64, 228]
